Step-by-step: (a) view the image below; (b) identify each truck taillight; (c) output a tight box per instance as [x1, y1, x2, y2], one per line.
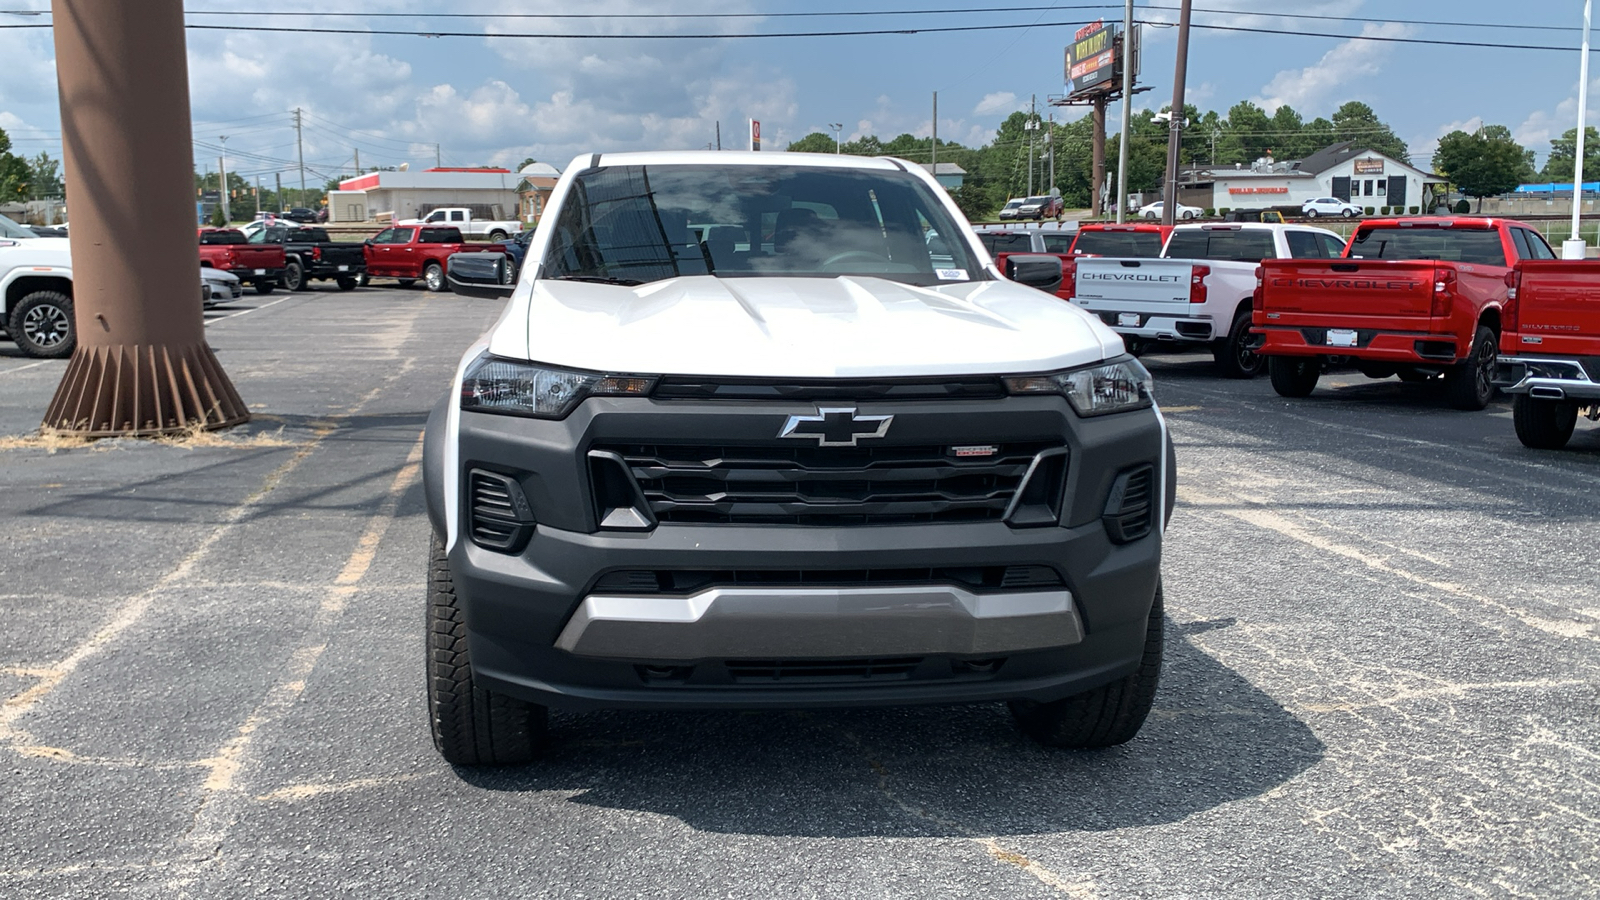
[310, 246, 322, 261]
[1190, 264, 1210, 304]
[1431, 268, 1456, 318]
[1252, 268, 1265, 311]
[1503, 269, 1521, 332]
[1060, 260, 1077, 301]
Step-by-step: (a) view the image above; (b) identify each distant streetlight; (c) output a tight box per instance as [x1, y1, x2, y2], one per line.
[829, 122, 844, 154]
[1566, 0, 1593, 259]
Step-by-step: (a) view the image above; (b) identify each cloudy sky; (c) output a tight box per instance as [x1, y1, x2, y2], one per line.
[0, 0, 1595, 182]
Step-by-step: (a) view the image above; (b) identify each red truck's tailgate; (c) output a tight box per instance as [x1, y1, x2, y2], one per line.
[1259, 259, 1436, 321]
[1511, 260, 1600, 355]
[229, 245, 286, 270]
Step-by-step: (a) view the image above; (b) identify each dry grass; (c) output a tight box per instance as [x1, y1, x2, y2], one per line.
[0, 422, 298, 453]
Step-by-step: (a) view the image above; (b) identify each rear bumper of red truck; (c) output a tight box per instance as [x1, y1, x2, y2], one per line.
[1251, 323, 1465, 365]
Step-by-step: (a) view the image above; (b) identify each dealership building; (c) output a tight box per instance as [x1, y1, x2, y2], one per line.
[1177, 141, 1449, 214]
[326, 167, 523, 224]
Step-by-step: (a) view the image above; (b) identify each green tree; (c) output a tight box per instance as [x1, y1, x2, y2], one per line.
[1540, 127, 1600, 182]
[1332, 101, 1409, 161]
[785, 132, 838, 153]
[26, 152, 62, 198]
[1433, 126, 1530, 211]
[0, 127, 30, 200]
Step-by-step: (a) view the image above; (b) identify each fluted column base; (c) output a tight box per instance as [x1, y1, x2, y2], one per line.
[42, 341, 249, 437]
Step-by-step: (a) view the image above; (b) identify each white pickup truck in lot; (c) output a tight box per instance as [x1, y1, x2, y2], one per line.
[1069, 222, 1349, 378]
[399, 207, 520, 241]
[422, 150, 1174, 764]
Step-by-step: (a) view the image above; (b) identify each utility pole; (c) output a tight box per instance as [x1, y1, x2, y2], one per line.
[255, 175, 261, 216]
[436, 143, 442, 168]
[1048, 112, 1056, 197]
[274, 172, 282, 213]
[931, 93, 938, 174]
[1027, 94, 1038, 197]
[1162, 0, 1194, 227]
[294, 107, 306, 209]
[1567, 0, 1594, 259]
[217, 132, 228, 224]
[1116, 0, 1134, 223]
[716, 120, 721, 150]
[1091, 96, 1107, 217]
[354, 146, 360, 174]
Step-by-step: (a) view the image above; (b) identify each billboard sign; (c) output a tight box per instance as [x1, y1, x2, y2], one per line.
[1353, 158, 1385, 175]
[1065, 21, 1119, 98]
[750, 119, 761, 152]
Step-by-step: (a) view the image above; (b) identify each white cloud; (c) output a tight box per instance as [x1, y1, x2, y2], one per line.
[974, 92, 1021, 117]
[1515, 77, 1600, 163]
[1255, 22, 1415, 115]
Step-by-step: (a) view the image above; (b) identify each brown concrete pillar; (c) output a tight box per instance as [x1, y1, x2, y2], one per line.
[43, 0, 247, 436]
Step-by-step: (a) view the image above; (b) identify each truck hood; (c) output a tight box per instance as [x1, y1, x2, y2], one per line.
[507, 275, 1123, 377]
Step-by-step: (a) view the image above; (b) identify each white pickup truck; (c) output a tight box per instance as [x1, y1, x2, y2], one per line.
[399, 207, 520, 241]
[1069, 222, 1348, 378]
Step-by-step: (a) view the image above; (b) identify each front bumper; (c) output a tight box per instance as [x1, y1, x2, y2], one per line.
[1254, 324, 1461, 363]
[427, 391, 1168, 711]
[1494, 355, 1600, 401]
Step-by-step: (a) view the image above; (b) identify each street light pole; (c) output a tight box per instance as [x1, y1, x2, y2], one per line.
[217, 134, 228, 224]
[1116, 0, 1133, 223]
[1567, 0, 1594, 259]
[829, 123, 843, 154]
[1162, 0, 1193, 227]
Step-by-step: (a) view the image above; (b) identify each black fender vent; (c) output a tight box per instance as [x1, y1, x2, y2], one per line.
[1102, 465, 1155, 544]
[468, 469, 535, 552]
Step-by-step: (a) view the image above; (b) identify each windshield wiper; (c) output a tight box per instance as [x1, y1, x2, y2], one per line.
[550, 274, 646, 286]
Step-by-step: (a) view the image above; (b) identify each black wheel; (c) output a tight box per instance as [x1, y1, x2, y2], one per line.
[1512, 394, 1578, 450]
[427, 535, 546, 765]
[1269, 356, 1320, 398]
[1444, 325, 1497, 411]
[8, 290, 75, 359]
[1010, 581, 1163, 749]
[488, 230, 508, 241]
[1214, 311, 1265, 379]
[282, 259, 306, 292]
[336, 276, 358, 291]
[424, 262, 446, 292]
[253, 280, 275, 295]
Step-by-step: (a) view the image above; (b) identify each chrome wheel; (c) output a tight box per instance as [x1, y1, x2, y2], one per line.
[425, 263, 445, 292]
[22, 303, 69, 348]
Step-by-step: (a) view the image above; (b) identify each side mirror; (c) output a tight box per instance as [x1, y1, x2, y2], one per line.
[1004, 254, 1064, 295]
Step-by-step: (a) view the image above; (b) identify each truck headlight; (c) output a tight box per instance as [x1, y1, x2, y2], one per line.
[460, 355, 656, 419]
[1004, 358, 1155, 416]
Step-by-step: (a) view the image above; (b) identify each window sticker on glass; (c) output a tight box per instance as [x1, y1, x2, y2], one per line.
[936, 268, 968, 281]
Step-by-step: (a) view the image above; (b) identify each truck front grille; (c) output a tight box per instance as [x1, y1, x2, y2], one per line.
[593, 442, 1060, 526]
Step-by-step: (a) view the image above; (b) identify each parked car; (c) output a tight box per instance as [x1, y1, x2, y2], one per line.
[0, 232, 73, 358]
[997, 198, 1027, 220]
[1139, 201, 1202, 221]
[398, 207, 520, 241]
[969, 225, 1077, 301]
[1225, 209, 1287, 224]
[1495, 259, 1600, 448]
[0, 213, 39, 240]
[197, 228, 286, 294]
[446, 228, 535, 295]
[1253, 217, 1550, 409]
[200, 266, 243, 308]
[281, 207, 318, 224]
[1070, 222, 1348, 378]
[1301, 197, 1363, 219]
[247, 224, 366, 291]
[362, 225, 466, 290]
[421, 150, 1173, 764]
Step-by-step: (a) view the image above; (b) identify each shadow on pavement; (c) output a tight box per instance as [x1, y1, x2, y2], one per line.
[456, 620, 1324, 838]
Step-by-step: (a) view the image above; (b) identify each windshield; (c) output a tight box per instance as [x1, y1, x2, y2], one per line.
[1073, 231, 1164, 257]
[1350, 228, 1507, 266]
[0, 214, 38, 239]
[542, 164, 983, 287]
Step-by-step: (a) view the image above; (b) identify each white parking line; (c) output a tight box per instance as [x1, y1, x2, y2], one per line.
[0, 360, 53, 378]
[205, 294, 295, 325]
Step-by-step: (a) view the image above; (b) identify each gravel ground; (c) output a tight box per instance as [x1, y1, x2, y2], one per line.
[1, 285, 1595, 899]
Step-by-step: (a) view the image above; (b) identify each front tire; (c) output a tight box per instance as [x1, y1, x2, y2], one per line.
[1269, 356, 1320, 398]
[1010, 582, 1163, 749]
[424, 262, 446, 292]
[427, 535, 546, 765]
[282, 259, 306, 292]
[1512, 394, 1578, 449]
[1305, 209, 1319, 218]
[1214, 311, 1265, 378]
[9, 290, 75, 359]
[1444, 325, 1497, 411]
[1343, 209, 1356, 218]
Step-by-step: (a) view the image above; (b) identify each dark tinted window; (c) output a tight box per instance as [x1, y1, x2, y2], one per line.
[289, 227, 330, 242]
[1071, 231, 1165, 257]
[419, 227, 463, 243]
[1164, 228, 1278, 262]
[977, 233, 1035, 254]
[543, 164, 983, 286]
[1508, 227, 1534, 260]
[1350, 227, 1508, 267]
[198, 229, 246, 245]
[1285, 231, 1328, 259]
[1040, 233, 1075, 253]
[1518, 229, 1557, 260]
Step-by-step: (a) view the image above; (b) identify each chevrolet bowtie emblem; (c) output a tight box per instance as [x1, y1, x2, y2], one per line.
[778, 407, 894, 447]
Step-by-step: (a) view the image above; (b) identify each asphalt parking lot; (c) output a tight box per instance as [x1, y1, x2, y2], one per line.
[2, 285, 1597, 899]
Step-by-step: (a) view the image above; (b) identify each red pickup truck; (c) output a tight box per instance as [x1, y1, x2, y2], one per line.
[363, 225, 466, 291]
[197, 228, 286, 295]
[1494, 260, 1600, 448]
[1253, 217, 1557, 410]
